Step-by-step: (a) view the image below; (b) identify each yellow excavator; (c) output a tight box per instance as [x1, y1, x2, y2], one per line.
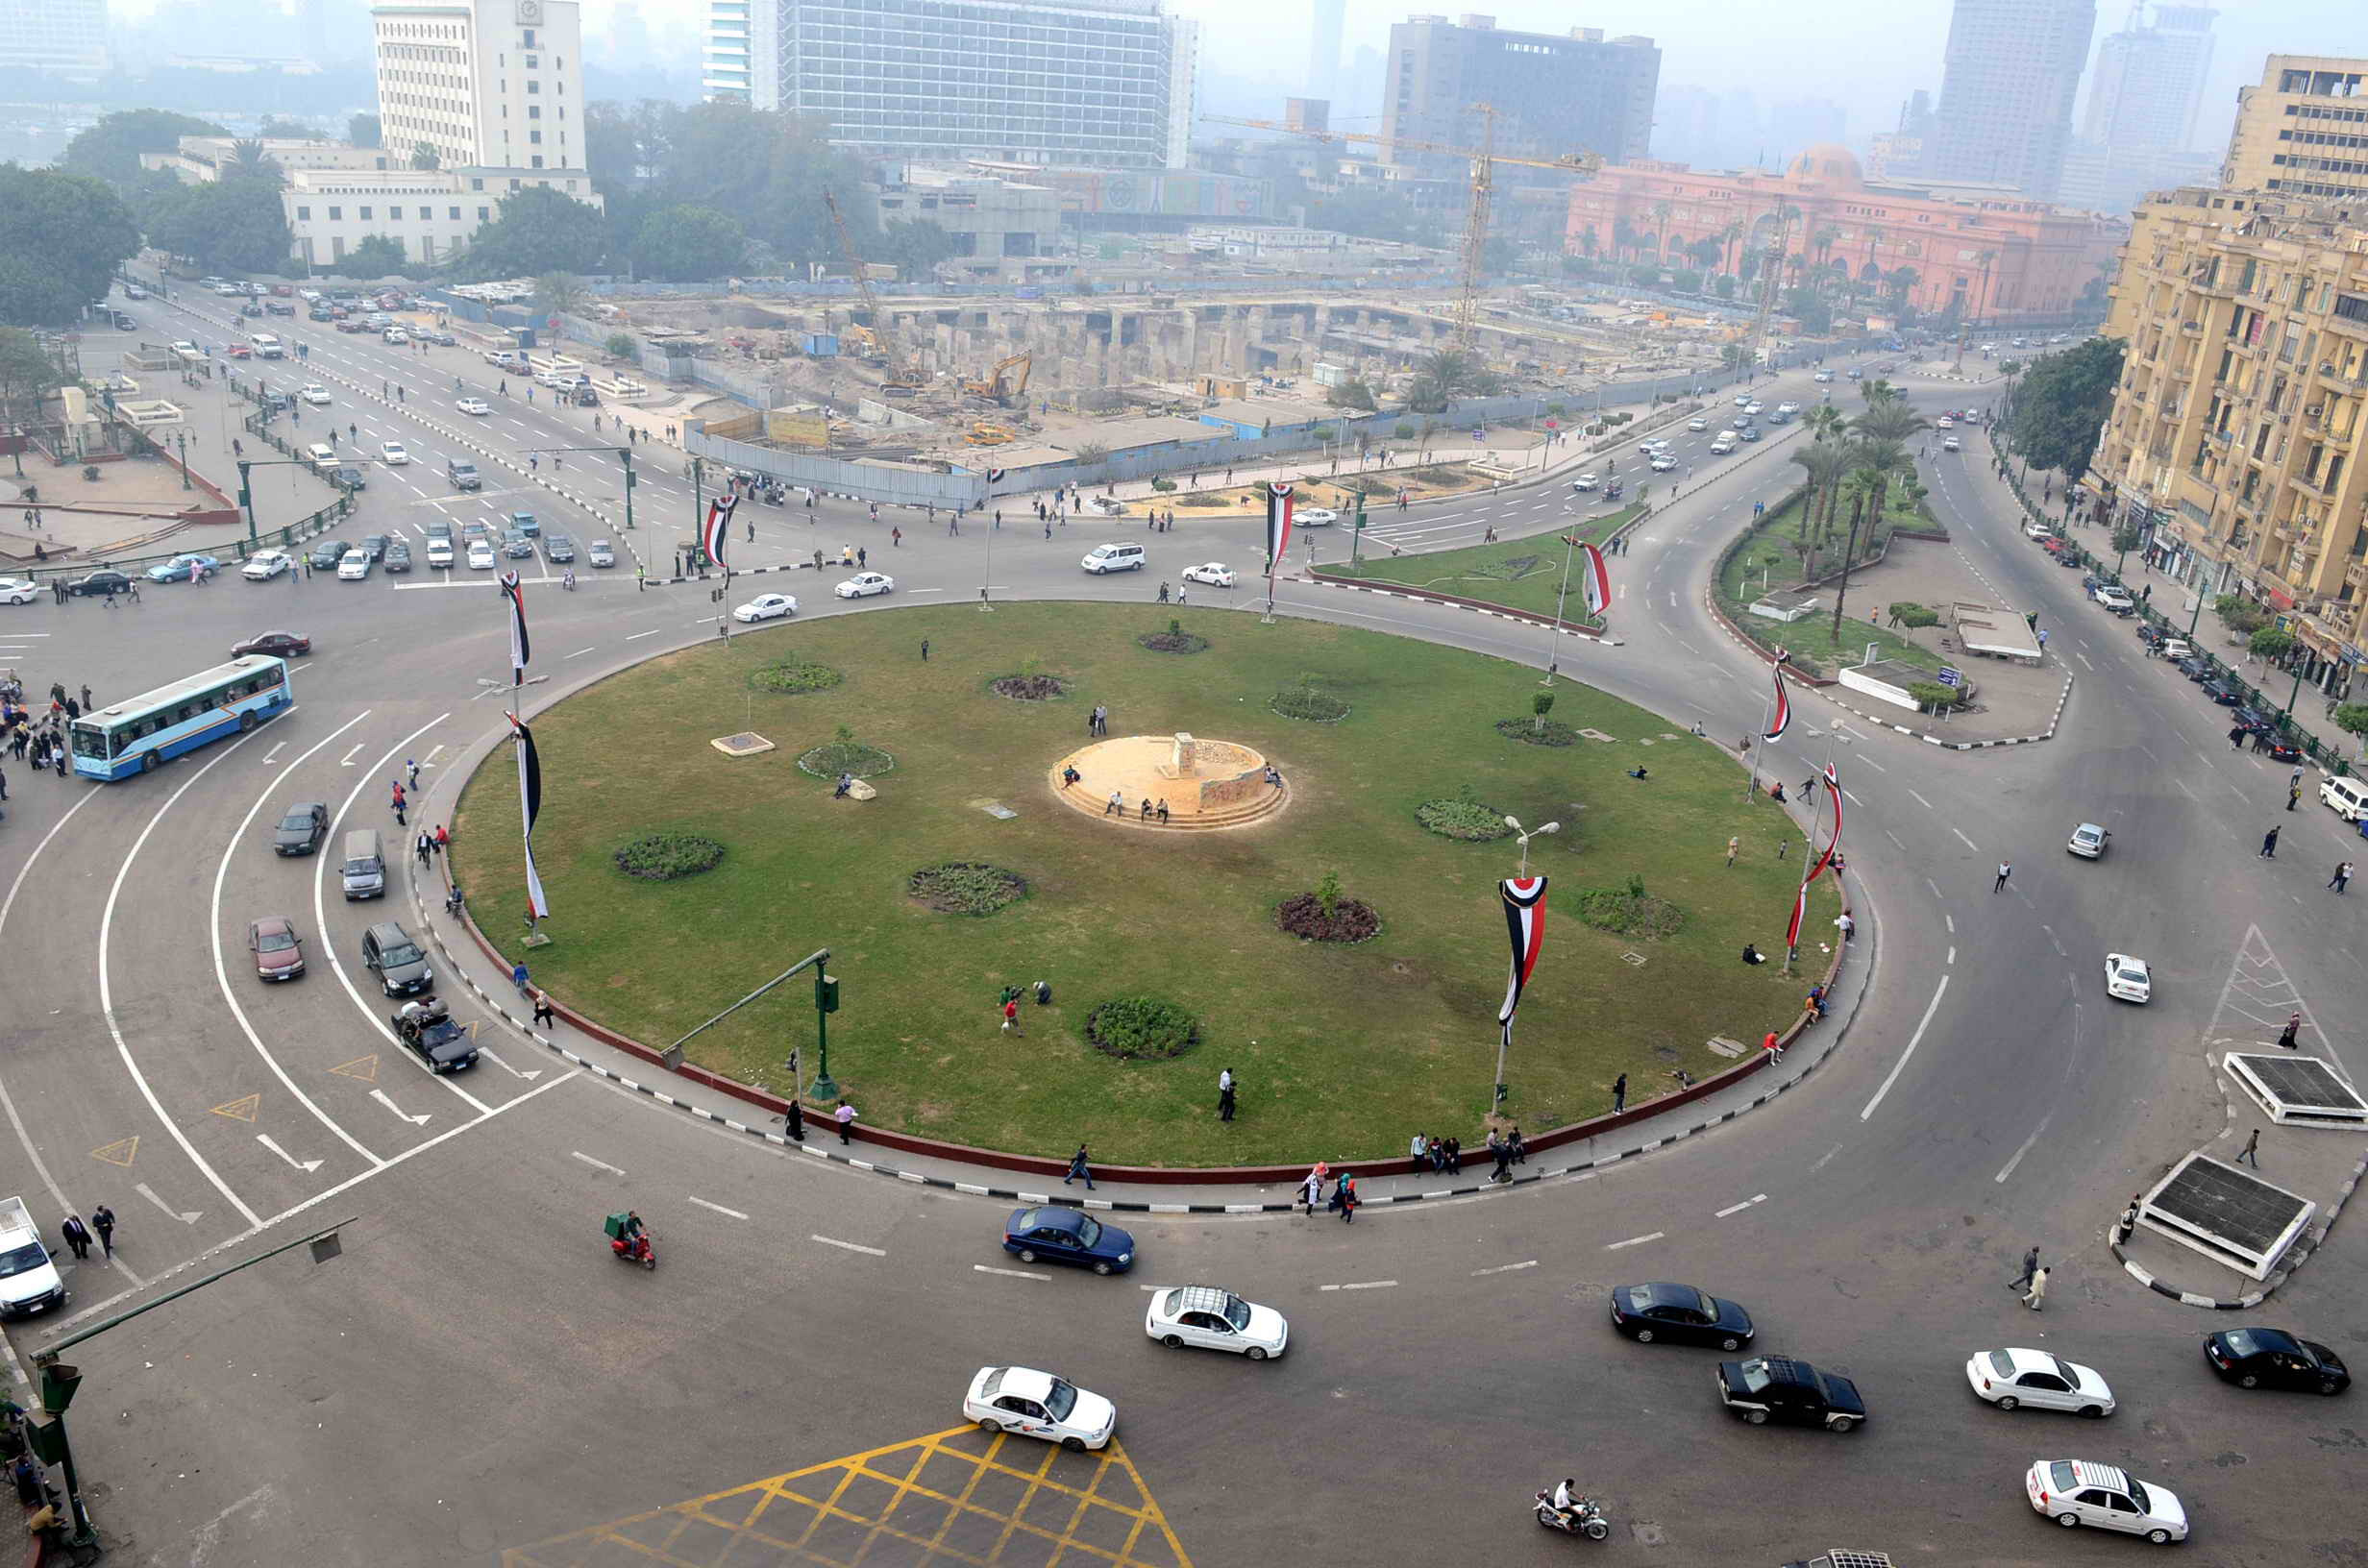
[964, 351, 1032, 405]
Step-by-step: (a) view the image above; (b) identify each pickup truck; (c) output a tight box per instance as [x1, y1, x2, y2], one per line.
[447, 459, 481, 491]
[392, 997, 479, 1073]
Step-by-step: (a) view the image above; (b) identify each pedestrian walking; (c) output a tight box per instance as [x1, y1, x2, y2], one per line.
[1993, 861, 2011, 893]
[531, 990, 555, 1029]
[783, 1098, 804, 1142]
[415, 832, 432, 869]
[835, 1102, 857, 1144]
[2009, 1246, 2040, 1292]
[1490, 1134, 1513, 1184]
[2022, 1266, 2050, 1311]
[2115, 1197, 2139, 1246]
[920, 639, 929, 662]
[1836, 910, 1855, 943]
[1410, 1131, 1427, 1169]
[89, 1205, 114, 1258]
[1000, 996, 1022, 1035]
[2260, 826, 2281, 858]
[1725, 835, 1739, 867]
[407, 757, 419, 790]
[1611, 1073, 1626, 1115]
[2278, 1012, 2301, 1048]
[1299, 1167, 1324, 1215]
[59, 1214, 90, 1262]
[79, 684, 89, 712]
[2288, 784, 2302, 811]
[1219, 1066, 1237, 1122]
[2331, 862, 2354, 894]
[1063, 1144, 1096, 1189]
[2236, 1128, 2260, 1167]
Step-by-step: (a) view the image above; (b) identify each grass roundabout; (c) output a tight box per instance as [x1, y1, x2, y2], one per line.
[451, 602, 1830, 1165]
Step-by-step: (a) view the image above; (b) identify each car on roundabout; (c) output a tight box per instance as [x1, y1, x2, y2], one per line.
[246, 916, 306, 981]
[2067, 822, 2109, 859]
[1144, 1285, 1288, 1359]
[2105, 953, 2152, 1003]
[1181, 562, 1236, 588]
[457, 398, 491, 416]
[233, 630, 311, 658]
[835, 571, 895, 599]
[336, 550, 371, 581]
[1715, 1355, 1865, 1432]
[384, 540, 411, 574]
[732, 593, 798, 623]
[380, 440, 410, 465]
[241, 551, 293, 581]
[542, 533, 575, 564]
[2024, 1460, 2186, 1543]
[2203, 1328, 2349, 1395]
[299, 383, 333, 405]
[1570, 473, 1599, 491]
[587, 540, 615, 568]
[306, 539, 349, 572]
[1650, 454, 1677, 471]
[272, 800, 329, 856]
[1965, 1348, 2115, 1416]
[1002, 1206, 1135, 1274]
[1609, 1283, 1756, 1350]
[963, 1366, 1115, 1452]
[1296, 506, 1340, 527]
[466, 540, 497, 571]
[0, 576, 37, 604]
[147, 553, 221, 582]
[65, 570, 134, 598]
[392, 996, 479, 1074]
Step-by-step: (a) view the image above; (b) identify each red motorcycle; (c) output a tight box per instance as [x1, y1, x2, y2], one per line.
[604, 1213, 655, 1269]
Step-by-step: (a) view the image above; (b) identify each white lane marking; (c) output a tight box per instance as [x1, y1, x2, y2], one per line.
[1947, 946, 1957, 965]
[2076, 651, 2095, 670]
[423, 743, 446, 765]
[136, 1183, 200, 1225]
[1908, 789, 1935, 810]
[474, 1046, 543, 1082]
[572, 1150, 625, 1176]
[1926, 877, 1943, 900]
[2136, 743, 2158, 762]
[686, 1196, 750, 1219]
[974, 1264, 1048, 1281]
[1861, 974, 1952, 1120]
[626, 628, 661, 640]
[1855, 753, 1887, 773]
[1951, 827, 1979, 851]
[369, 1089, 431, 1125]
[1714, 1194, 1768, 1217]
[262, 742, 286, 763]
[1994, 1119, 2051, 1184]
[2039, 924, 2068, 957]
[256, 1134, 324, 1173]
[1945, 913, 1955, 933]
[99, 734, 268, 1230]
[810, 1233, 884, 1255]
[1604, 1232, 1664, 1251]
[1469, 1260, 1539, 1277]
[1842, 789, 1865, 806]
[1320, 1279, 1400, 1291]
[2173, 776, 2198, 798]
[1885, 828, 1904, 849]
[563, 646, 596, 659]
[1809, 1142, 1844, 1173]
[338, 744, 364, 766]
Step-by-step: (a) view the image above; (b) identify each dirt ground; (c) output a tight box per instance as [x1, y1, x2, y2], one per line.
[1830, 536, 2071, 741]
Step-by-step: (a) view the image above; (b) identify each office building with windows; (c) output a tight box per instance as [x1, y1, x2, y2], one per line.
[1927, 0, 2096, 199]
[2223, 55, 2368, 205]
[705, 0, 1196, 172]
[1381, 13, 1656, 169]
[0, 0, 109, 76]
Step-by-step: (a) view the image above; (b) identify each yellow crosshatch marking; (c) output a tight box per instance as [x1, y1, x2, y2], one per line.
[503, 1424, 1192, 1568]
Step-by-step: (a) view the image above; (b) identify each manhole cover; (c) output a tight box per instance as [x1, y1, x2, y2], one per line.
[710, 731, 776, 758]
[1707, 1036, 1746, 1058]
[1578, 727, 1616, 743]
[1621, 950, 1646, 966]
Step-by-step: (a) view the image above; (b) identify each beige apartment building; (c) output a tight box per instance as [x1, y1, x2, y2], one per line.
[2223, 55, 2368, 205]
[2092, 184, 2368, 694]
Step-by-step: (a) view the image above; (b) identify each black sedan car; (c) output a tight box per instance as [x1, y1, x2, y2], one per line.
[2200, 678, 2243, 706]
[307, 539, 349, 571]
[2174, 653, 2214, 681]
[2205, 1328, 2349, 1395]
[65, 570, 133, 598]
[1716, 1355, 1867, 1433]
[1611, 1283, 1756, 1350]
[1002, 1207, 1136, 1275]
[384, 540, 412, 574]
[233, 630, 311, 659]
[271, 800, 330, 856]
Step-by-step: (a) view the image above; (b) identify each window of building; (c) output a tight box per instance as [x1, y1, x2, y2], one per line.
[449, 206, 460, 220]
[530, 155, 544, 168]
[359, 207, 373, 220]
[523, 29, 534, 46]
[328, 206, 342, 220]
[530, 130, 542, 144]
[478, 206, 490, 220]
[529, 80, 540, 94]
[390, 207, 404, 220]
[529, 106, 540, 119]
[297, 206, 311, 220]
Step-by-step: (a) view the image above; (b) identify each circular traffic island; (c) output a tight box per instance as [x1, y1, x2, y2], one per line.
[451, 603, 1825, 1165]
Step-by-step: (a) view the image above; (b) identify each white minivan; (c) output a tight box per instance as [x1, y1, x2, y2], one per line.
[0, 1196, 68, 1318]
[1081, 543, 1147, 575]
[307, 442, 339, 473]
[2321, 777, 2368, 821]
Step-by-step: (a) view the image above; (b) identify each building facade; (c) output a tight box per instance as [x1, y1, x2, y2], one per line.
[2058, 3, 2217, 215]
[0, 0, 108, 75]
[2091, 186, 2368, 696]
[2223, 55, 2368, 205]
[1927, 0, 2096, 199]
[373, 0, 588, 176]
[1567, 146, 2125, 326]
[1382, 14, 1657, 169]
[869, 166, 1064, 282]
[705, 0, 1196, 171]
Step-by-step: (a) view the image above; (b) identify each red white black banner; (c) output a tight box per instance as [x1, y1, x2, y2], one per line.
[499, 571, 530, 684]
[1266, 482, 1295, 574]
[511, 712, 549, 920]
[1497, 876, 1549, 1050]
[1578, 541, 1611, 619]
[1764, 664, 1791, 742]
[701, 494, 737, 573]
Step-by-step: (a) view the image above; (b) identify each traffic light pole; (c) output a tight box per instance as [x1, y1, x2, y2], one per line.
[659, 947, 832, 1078]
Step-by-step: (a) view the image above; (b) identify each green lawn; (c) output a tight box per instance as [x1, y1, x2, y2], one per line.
[1716, 489, 1940, 676]
[452, 603, 1832, 1166]
[1328, 502, 1644, 620]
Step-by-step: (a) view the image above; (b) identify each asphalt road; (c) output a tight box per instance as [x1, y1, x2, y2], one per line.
[2, 312, 2361, 1568]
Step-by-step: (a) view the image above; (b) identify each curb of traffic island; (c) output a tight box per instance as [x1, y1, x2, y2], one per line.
[2109, 1139, 2368, 1310]
[1300, 569, 1623, 648]
[1820, 672, 2075, 751]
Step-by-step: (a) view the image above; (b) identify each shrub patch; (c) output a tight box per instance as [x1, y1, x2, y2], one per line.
[613, 831, 726, 881]
[1495, 716, 1582, 747]
[1417, 794, 1514, 841]
[989, 672, 1072, 700]
[1138, 619, 1209, 654]
[1086, 996, 1199, 1060]
[747, 653, 844, 695]
[1571, 877, 1686, 939]
[1271, 685, 1350, 723]
[798, 740, 896, 777]
[1275, 891, 1382, 943]
[908, 861, 1028, 916]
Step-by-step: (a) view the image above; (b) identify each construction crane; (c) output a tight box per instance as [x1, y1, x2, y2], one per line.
[1201, 111, 1603, 347]
[963, 351, 1033, 405]
[823, 189, 927, 393]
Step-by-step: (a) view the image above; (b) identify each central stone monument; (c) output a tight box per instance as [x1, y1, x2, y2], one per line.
[1049, 733, 1288, 830]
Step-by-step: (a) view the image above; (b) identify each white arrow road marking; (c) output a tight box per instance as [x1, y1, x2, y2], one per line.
[476, 1047, 543, 1082]
[136, 1183, 201, 1224]
[257, 1134, 325, 1173]
[338, 745, 364, 766]
[572, 1150, 624, 1176]
[370, 1089, 431, 1126]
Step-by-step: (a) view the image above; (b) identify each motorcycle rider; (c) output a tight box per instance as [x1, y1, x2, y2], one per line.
[1551, 1478, 1581, 1531]
[616, 1211, 646, 1257]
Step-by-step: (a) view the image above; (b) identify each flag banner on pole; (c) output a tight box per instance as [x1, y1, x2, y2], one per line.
[1578, 541, 1611, 619]
[701, 494, 737, 572]
[1265, 482, 1295, 573]
[1820, 762, 1843, 865]
[1763, 665, 1790, 741]
[1496, 876, 1549, 1050]
[499, 571, 530, 683]
[1784, 878, 1808, 949]
[511, 713, 550, 920]
[985, 467, 1006, 484]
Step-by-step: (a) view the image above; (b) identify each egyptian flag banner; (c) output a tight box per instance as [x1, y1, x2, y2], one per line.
[1578, 541, 1612, 619]
[1266, 482, 1295, 573]
[1785, 878, 1809, 950]
[985, 467, 1007, 483]
[511, 713, 550, 920]
[499, 571, 530, 684]
[1764, 664, 1791, 742]
[1497, 876, 1549, 1049]
[701, 494, 737, 573]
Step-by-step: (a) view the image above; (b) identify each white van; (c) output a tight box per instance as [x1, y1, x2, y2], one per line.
[248, 332, 284, 358]
[307, 442, 339, 473]
[1081, 543, 1147, 575]
[1709, 432, 1738, 454]
[2320, 777, 2368, 821]
[0, 1196, 68, 1319]
[341, 827, 386, 899]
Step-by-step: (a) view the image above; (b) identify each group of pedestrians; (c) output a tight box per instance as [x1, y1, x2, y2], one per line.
[2, 681, 90, 784]
[55, 1205, 115, 1262]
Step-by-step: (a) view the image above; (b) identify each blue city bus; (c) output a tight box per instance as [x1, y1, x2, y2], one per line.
[68, 656, 293, 780]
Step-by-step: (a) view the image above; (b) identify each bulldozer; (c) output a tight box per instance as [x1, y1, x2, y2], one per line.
[963, 351, 1032, 406]
[964, 421, 1016, 446]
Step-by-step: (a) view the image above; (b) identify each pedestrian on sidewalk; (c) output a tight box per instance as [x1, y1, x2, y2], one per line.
[2021, 1266, 2050, 1311]
[2009, 1246, 2041, 1293]
[1993, 861, 2011, 893]
[2278, 1012, 2301, 1048]
[2236, 1128, 2261, 1167]
[531, 991, 555, 1029]
[1489, 1133, 1513, 1184]
[1763, 1030, 1784, 1061]
[59, 1214, 90, 1262]
[2331, 862, 2353, 894]
[1337, 1174, 1358, 1223]
[90, 1206, 114, 1258]
[1063, 1145, 1095, 1189]
[782, 1099, 804, 1142]
[2115, 1197, 2139, 1246]
[1299, 1166, 1324, 1215]
[415, 832, 432, 869]
[835, 1102, 858, 1144]
[433, 823, 449, 856]
[1611, 1073, 1626, 1115]
[2260, 826, 2281, 858]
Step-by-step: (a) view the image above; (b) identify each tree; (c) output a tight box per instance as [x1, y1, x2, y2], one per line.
[410, 142, 441, 171]
[1574, 224, 1599, 259]
[224, 138, 285, 186]
[1830, 434, 1914, 640]
[1783, 285, 1833, 334]
[343, 235, 410, 279]
[532, 271, 589, 321]
[61, 109, 227, 187]
[0, 329, 65, 429]
[0, 166, 142, 328]
[1648, 199, 1674, 261]
[1628, 263, 1660, 287]
[2334, 703, 2368, 751]
[874, 217, 956, 282]
[1788, 439, 1853, 577]
[1671, 268, 1702, 293]
[1404, 347, 1498, 411]
[1532, 690, 1555, 734]
[150, 177, 293, 274]
[629, 204, 746, 282]
[255, 116, 315, 139]
[2251, 626, 2297, 662]
[462, 186, 607, 277]
[349, 113, 383, 150]
[605, 332, 638, 360]
[1711, 274, 1737, 301]
[1326, 378, 1376, 411]
[2008, 335, 2127, 480]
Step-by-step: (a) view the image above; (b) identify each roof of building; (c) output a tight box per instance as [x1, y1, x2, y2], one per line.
[1787, 144, 1863, 187]
[1200, 396, 1335, 428]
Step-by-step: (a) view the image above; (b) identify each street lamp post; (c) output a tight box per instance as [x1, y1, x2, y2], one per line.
[1541, 530, 1578, 685]
[1504, 814, 1559, 876]
[176, 431, 190, 490]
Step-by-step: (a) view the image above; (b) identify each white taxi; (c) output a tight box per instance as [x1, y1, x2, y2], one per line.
[1965, 1348, 2115, 1416]
[241, 550, 293, 581]
[380, 441, 410, 465]
[1295, 506, 1340, 527]
[299, 384, 333, 405]
[732, 593, 798, 623]
[2025, 1459, 2185, 1543]
[964, 1366, 1115, 1452]
[834, 572, 895, 599]
[0, 576, 41, 603]
[457, 398, 491, 416]
[1144, 1286, 1289, 1360]
[2105, 952, 2152, 1004]
[1181, 562, 1236, 588]
[466, 539, 497, 571]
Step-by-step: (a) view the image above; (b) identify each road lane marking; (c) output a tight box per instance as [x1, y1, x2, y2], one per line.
[1995, 1120, 2051, 1184]
[1861, 975, 1951, 1121]
[563, 646, 596, 659]
[1714, 1195, 1768, 1217]
[1809, 1143, 1843, 1173]
[1604, 1232, 1664, 1250]
[1320, 1279, 1399, 1291]
[626, 628, 661, 640]
[2173, 777, 2197, 799]
[1469, 1260, 1538, 1276]
[810, 1233, 884, 1255]
[1951, 827, 1979, 851]
[572, 1150, 624, 1175]
[338, 744, 364, 766]
[1947, 946, 1957, 965]
[684, 1196, 749, 1219]
[1909, 789, 1934, 810]
[974, 1264, 1048, 1281]
[136, 1184, 200, 1225]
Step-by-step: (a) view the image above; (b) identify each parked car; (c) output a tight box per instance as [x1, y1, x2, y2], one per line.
[2200, 678, 2242, 705]
[2174, 654, 2213, 681]
[65, 570, 134, 598]
[2092, 585, 2134, 613]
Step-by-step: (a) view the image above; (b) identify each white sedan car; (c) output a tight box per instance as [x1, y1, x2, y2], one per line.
[1966, 1348, 2115, 1417]
[466, 540, 497, 571]
[1650, 455, 1677, 472]
[457, 398, 491, 416]
[963, 1366, 1115, 1452]
[1145, 1286, 1289, 1360]
[1570, 473, 1599, 492]
[380, 441, 409, 465]
[1296, 506, 1339, 527]
[382, 328, 409, 345]
[1181, 562, 1236, 588]
[732, 593, 798, 623]
[2105, 952, 2152, 1004]
[0, 576, 38, 604]
[240, 550, 293, 581]
[2026, 1460, 2186, 1544]
[834, 572, 895, 599]
[299, 383, 333, 405]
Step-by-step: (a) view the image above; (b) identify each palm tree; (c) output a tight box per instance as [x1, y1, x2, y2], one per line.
[1720, 220, 1744, 276]
[1852, 398, 1927, 445]
[1789, 439, 1854, 577]
[1649, 200, 1674, 263]
[1802, 404, 1847, 444]
[532, 271, 588, 320]
[1829, 435, 1915, 639]
[224, 138, 284, 186]
[1576, 224, 1599, 260]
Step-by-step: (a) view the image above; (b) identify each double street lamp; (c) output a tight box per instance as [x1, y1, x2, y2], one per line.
[1505, 814, 1559, 876]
